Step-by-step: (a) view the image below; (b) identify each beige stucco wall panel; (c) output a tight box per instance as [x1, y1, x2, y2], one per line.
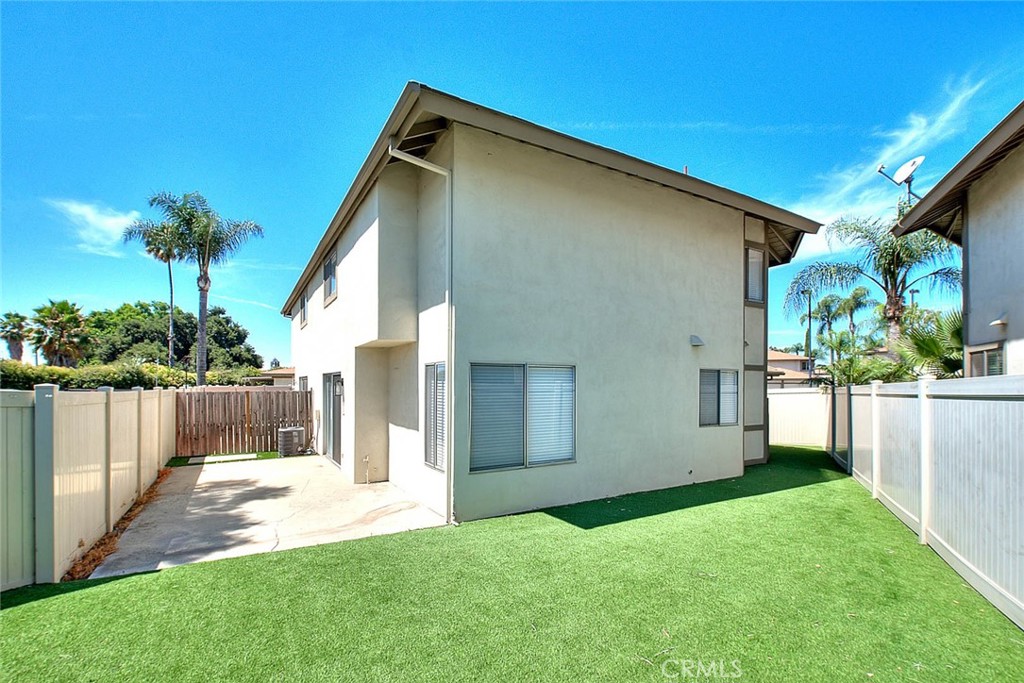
[450, 124, 746, 520]
[744, 216, 766, 243]
[744, 306, 766, 366]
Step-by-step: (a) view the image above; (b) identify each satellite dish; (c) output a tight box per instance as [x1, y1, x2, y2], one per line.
[877, 155, 925, 201]
[893, 155, 925, 184]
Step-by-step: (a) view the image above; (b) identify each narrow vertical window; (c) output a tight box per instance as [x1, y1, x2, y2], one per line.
[745, 247, 765, 303]
[470, 364, 526, 471]
[299, 292, 308, 325]
[323, 253, 337, 303]
[425, 363, 446, 470]
[298, 376, 308, 392]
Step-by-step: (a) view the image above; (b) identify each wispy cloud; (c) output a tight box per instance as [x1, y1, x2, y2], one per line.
[47, 199, 139, 257]
[787, 76, 985, 261]
[211, 294, 278, 311]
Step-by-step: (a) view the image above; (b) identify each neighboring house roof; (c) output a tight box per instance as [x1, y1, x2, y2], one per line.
[893, 100, 1024, 245]
[263, 367, 295, 377]
[766, 365, 811, 381]
[767, 349, 810, 361]
[281, 82, 822, 315]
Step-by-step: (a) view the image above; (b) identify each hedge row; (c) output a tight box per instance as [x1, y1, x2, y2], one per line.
[0, 360, 261, 390]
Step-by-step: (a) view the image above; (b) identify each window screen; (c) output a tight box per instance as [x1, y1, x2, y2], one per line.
[527, 366, 575, 465]
[298, 376, 308, 392]
[746, 248, 765, 303]
[299, 293, 308, 324]
[700, 369, 739, 426]
[425, 363, 446, 469]
[470, 365, 526, 471]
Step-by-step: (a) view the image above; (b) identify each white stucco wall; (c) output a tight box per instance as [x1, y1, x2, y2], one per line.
[449, 124, 748, 520]
[966, 145, 1024, 375]
[289, 140, 450, 512]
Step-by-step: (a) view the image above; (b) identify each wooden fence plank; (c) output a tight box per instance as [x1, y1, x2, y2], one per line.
[174, 388, 312, 456]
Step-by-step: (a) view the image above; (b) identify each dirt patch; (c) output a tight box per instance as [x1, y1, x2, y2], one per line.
[62, 467, 173, 582]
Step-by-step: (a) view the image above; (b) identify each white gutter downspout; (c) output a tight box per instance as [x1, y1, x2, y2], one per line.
[388, 138, 456, 525]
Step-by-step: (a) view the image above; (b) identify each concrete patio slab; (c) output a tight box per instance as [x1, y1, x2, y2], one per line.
[92, 455, 445, 579]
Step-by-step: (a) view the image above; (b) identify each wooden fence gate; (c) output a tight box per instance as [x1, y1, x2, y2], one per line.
[176, 388, 314, 457]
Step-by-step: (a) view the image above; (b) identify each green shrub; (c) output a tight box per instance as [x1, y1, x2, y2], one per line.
[0, 359, 262, 390]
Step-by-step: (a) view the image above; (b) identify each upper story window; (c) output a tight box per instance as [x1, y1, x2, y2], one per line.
[745, 247, 765, 303]
[299, 292, 308, 326]
[323, 253, 337, 304]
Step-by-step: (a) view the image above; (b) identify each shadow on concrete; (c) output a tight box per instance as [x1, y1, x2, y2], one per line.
[544, 446, 846, 530]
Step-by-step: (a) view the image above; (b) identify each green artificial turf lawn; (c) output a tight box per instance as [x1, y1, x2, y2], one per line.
[167, 451, 305, 467]
[2, 447, 1020, 682]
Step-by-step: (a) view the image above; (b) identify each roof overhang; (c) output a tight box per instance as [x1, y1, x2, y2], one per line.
[893, 100, 1024, 246]
[281, 82, 822, 315]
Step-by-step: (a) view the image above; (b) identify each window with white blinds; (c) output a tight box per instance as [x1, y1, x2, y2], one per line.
[746, 247, 765, 303]
[527, 366, 575, 465]
[424, 363, 446, 470]
[470, 364, 575, 472]
[699, 369, 739, 426]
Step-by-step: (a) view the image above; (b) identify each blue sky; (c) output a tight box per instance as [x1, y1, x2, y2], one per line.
[3, 2, 1022, 365]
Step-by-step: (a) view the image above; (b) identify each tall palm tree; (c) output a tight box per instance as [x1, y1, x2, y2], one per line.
[123, 214, 185, 367]
[0, 312, 28, 361]
[784, 216, 961, 355]
[837, 286, 878, 341]
[800, 294, 842, 364]
[29, 300, 89, 367]
[155, 192, 263, 386]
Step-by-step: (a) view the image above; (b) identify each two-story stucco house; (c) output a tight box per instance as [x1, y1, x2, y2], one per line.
[282, 83, 820, 521]
[895, 101, 1024, 377]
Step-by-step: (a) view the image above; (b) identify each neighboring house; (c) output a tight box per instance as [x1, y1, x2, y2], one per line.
[766, 350, 815, 387]
[249, 366, 296, 387]
[282, 83, 820, 521]
[895, 101, 1024, 376]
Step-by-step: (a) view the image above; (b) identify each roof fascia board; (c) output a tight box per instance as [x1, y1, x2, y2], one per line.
[895, 100, 1024, 237]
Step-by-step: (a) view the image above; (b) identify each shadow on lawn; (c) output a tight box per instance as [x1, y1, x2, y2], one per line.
[545, 446, 847, 530]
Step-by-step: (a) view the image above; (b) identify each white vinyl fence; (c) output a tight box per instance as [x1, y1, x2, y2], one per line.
[771, 376, 1024, 629]
[768, 386, 850, 469]
[1, 385, 176, 591]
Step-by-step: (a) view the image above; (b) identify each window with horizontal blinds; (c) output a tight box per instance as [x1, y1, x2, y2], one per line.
[699, 370, 720, 426]
[718, 370, 738, 425]
[700, 369, 739, 426]
[434, 363, 446, 469]
[470, 364, 525, 471]
[424, 363, 446, 470]
[527, 366, 575, 465]
[746, 248, 765, 303]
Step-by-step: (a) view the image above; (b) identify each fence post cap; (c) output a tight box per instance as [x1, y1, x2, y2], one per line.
[870, 380, 884, 386]
[97, 386, 114, 392]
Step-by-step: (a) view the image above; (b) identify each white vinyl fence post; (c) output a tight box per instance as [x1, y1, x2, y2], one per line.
[918, 375, 935, 544]
[134, 386, 144, 498]
[846, 383, 855, 475]
[870, 380, 882, 499]
[33, 384, 59, 583]
[99, 386, 114, 532]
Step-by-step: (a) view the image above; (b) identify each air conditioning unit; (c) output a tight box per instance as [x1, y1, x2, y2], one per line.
[278, 427, 306, 456]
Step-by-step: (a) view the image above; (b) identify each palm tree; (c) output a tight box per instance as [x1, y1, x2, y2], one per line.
[837, 286, 878, 342]
[784, 216, 961, 355]
[155, 192, 263, 386]
[123, 214, 185, 367]
[0, 312, 28, 361]
[897, 309, 964, 379]
[29, 300, 89, 367]
[800, 294, 842, 364]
